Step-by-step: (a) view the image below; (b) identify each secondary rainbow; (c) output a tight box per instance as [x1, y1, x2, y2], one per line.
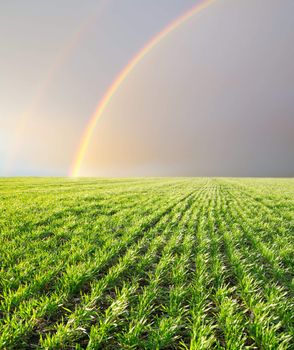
[70, 0, 217, 177]
[3, 0, 109, 176]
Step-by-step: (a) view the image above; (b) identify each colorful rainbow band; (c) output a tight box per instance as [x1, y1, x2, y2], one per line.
[4, 0, 109, 176]
[70, 0, 217, 177]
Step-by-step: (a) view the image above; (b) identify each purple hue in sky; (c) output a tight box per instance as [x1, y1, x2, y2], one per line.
[0, 0, 293, 176]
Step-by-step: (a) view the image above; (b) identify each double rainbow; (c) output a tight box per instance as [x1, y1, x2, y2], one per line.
[70, 0, 217, 177]
[4, 0, 109, 175]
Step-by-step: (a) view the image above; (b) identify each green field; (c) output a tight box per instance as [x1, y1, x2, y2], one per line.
[0, 178, 293, 349]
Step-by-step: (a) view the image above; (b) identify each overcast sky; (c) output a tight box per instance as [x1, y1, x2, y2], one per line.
[1, 0, 293, 177]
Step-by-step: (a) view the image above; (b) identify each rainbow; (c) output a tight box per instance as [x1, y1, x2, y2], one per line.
[4, 0, 109, 175]
[70, 0, 217, 177]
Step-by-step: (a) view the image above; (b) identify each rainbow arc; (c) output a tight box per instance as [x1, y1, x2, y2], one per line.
[70, 0, 217, 177]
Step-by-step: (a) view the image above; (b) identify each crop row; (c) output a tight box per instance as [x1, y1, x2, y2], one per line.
[0, 178, 293, 349]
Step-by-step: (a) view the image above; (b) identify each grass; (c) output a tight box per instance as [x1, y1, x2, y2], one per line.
[0, 177, 293, 349]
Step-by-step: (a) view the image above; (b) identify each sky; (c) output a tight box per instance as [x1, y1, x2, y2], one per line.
[1, 0, 293, 177]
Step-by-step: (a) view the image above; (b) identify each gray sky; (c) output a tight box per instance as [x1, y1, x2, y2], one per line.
[1, 0, 293, 176]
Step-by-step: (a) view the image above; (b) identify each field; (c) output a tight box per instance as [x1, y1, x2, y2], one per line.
[0, 178, 293, 349]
